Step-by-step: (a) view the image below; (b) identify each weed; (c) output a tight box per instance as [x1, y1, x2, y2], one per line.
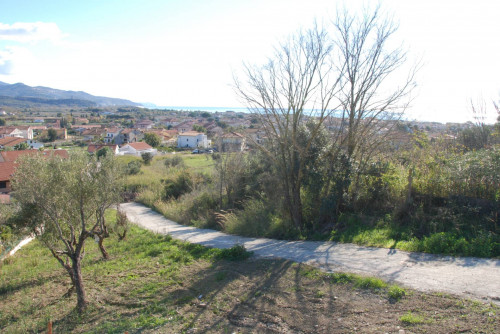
[315, 290, 325, 298]
[328, 272, 355, 284]
[354, 277, 387, 290]
[213, 245, 252, 261]
[299, 267, 322, 279]
[388, 285, 407, 301]
[400, 311, 427, 325]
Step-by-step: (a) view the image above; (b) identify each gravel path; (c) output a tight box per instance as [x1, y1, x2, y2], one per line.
[121, 202, 500, 305]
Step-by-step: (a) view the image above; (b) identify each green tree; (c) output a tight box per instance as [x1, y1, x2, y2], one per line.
[14, 142, 29, 150]
[12, 152, 122, 313]
[144, 133, 161, 147]
[96, 146, 112, 159]
[47, 128, 58, 142]
[192, 124, 207, 133]
[141, 152, 153, 165]
[0, 118, 5, 126]
[126, 160, 142, 175]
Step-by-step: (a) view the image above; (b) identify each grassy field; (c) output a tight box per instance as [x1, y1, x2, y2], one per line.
[0, 221, 498, 333]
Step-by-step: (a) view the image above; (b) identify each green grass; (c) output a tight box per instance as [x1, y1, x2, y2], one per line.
[388, 285, 407, 301]
[0, 225, 252, 333]
[329, 214, 499, 258]
[400, 311, 428, 325]
[1, 225, 498, 333]
[353, 276, 387, 290]
[180, 153, 215, 173]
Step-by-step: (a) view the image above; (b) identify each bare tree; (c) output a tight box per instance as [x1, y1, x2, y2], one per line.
[235, 24, 343, 230]
[12, 152, 122, 313]
[331, 6, 417, 160]
[318, 6, 418, 207]
[236, 7, 418, 229]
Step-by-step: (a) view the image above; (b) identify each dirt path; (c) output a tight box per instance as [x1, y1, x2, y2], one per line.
[121, 202, 500, 305]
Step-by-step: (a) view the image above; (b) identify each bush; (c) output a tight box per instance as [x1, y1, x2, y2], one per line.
[141, 152, 153, 165]
[112, 208, 129, 241]
[164, 155, 185, 168]
[214, 244, 252, 261]
[163, 171, 193, 200]
[126, 160, 142, 175]
[222, 199, 273, 237]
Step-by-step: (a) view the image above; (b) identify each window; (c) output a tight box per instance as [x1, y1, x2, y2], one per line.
[0, 181, 7, 189]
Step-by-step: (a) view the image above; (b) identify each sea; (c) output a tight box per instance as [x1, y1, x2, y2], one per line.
[153, 106, 250, 113]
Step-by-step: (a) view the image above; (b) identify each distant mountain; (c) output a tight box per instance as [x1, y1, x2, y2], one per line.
[0, 81, 140, 108]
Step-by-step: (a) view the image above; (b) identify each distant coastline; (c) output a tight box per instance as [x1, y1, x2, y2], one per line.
[153, 106, 249, 113]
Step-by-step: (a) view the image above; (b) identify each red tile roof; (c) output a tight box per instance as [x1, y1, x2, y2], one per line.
[122, 142, 152, 150]
[0, 137, 27, 147]
[178, 131, 204, 137]
[0, 149, 69, 163]
[87, 144, 118, 153]
[0, 162, 16, 181]
[221, 132, 244, 138]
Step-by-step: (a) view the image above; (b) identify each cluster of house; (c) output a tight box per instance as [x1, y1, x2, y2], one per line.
[0, 125, 67, 150]
[74, 118, 251, 152]
[0, 149, 69, 203]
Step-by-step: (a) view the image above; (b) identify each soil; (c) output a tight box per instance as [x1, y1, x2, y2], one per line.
[144, 258, 498, 333]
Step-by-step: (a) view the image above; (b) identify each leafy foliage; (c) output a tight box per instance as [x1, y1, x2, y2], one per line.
[141, 152, 153, 165]
[144, 133, 161, 148]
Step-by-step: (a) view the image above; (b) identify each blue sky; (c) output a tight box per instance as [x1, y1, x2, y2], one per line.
[0, 0, 499, 123]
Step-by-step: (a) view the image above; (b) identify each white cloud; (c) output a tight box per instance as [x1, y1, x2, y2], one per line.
[0, 46, 38, 76]
[0, 22, 65, 42]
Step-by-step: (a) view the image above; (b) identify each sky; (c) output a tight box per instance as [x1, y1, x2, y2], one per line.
[0, 0, 499, 123]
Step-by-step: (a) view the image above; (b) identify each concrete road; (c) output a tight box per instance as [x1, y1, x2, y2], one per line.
[121, 202, 500, 305]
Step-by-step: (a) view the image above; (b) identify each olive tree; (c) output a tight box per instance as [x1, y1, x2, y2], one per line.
[11, 152, 122, 312]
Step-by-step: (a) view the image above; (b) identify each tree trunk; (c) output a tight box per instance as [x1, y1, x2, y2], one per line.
[406, 168, 413, 205]
[62, 264, 76, 297]
[71, 256, 87, 313]
[291, 188, 303, 231]
[98, 235, 109, 260]
[118, 229, 127, 241]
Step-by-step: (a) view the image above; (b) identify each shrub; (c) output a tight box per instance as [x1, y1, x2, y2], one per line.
[126, 160, 142, 175]
[222, 199, 274, 237]
[214, 244, 252, 261]
[141, 152, 153, 165]
[164, 155, 185, 168]
[113, 208, 129, 241]
[163, 171, 193, 200]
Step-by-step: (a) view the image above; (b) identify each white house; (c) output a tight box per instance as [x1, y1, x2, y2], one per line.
[218, 132, 246, 152]
[0, 127, 24, 139]
[119, 142, 157, 156]
[177, 131, 210, 148]
[104, 127, 121, 143]
[135, 120, 155, 129]
[15, 126, 34, 139]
